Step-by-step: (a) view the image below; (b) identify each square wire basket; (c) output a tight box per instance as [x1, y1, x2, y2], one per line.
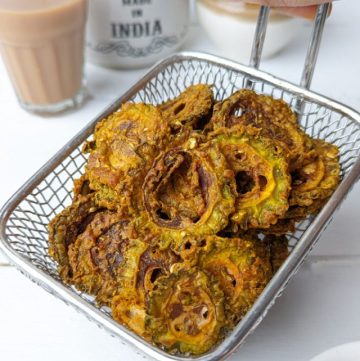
[1, 50, 360, 361]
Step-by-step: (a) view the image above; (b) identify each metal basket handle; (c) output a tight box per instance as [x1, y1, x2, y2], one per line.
[250, 3, 331, 90]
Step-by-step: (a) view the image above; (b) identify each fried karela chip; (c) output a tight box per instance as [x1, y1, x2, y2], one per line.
[86, 103, 169, 211]
[147, 268, 226, 355]
[73, 174, 93, 198]
[158, 84, 214, 131]
[48, 194, 99, 281]
[210, 126, 291, 230]
[290, 138, 340, 208]
[262, 217, 297, 236]
[208, 89, 306, 170]
[110, 239, 149, 336]
[111, 243, 180, 338]
[142, 142, 236, 246]
[198, 236, 272, 325]
[67, 211, 135, 305]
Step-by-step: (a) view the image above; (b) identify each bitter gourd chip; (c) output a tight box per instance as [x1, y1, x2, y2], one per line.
[198, 236, 272, 325]
[147, 268, 226, 355]
[158, 84, 214, 131]
[211, 126, 291, 229]
[87, 103, 169, 211]
[266, 137, 340, 233]
[48, 194, 99, 282]
[290, 138, 340, 208]
[262, 217, 297, 236]
[142, 142, 236, 246]
[73, 174, 93, 198]
[112, 243, 180, 338]
[208, 89, 306, 170]
[67, 211, 135, 305]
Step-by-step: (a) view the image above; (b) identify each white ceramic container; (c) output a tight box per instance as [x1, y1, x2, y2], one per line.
[197, 0, 300, 64]
[309, 342, 360, 361]
[86, 0, 190, 69]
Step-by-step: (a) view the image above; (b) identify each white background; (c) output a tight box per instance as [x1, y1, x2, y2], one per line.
[1, 1, 360, 360]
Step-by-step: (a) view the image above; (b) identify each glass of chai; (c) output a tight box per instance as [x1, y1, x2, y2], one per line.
[0, 0, 88, 115]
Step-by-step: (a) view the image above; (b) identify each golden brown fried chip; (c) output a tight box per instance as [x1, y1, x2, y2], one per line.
[208, 89, 306, 170]
[87, 103, 169, 211]
[48, 194, 99, 281]
[159, 84, 214, 131]
[198, 236, 272, 325]
[290, 138, 340, 208]
[68, 211, 136, 305]
[147, 268, 226, 355]
[111, 243, 180, 338]
[272, 137, 341, 230]
[110, 239, 148, 336]
[210, 126, 291, 230]
[262, 217, 297, 236]
[73, 174, 93, 198]
[142, 142, 236, 246]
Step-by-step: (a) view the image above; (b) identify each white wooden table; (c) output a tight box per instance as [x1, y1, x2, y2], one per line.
[1, 2, 360, 360]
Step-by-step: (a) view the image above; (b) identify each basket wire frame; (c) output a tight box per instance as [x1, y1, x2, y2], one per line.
[1, 53, 360, 361]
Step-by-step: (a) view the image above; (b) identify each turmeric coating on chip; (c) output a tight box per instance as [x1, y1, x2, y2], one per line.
[210, 125, 291, 230]
[141, 142, 236, 247]
[289, 138, 340, 209]
[147, 268, 226, 355]
[198, 236, 272, 325]
[208, 89, 306, 170]
[86, 103, 169, 212]
[68, 210, 136, 305]
[267, 137, 341, 229]
[48, 194, 99, 281]
[158, 84, 214, 131]
[48, 85, 341, 355]
[111, 242, 180, 338]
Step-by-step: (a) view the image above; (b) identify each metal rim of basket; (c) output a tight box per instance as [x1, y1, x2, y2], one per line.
[1, 4, 360, 361]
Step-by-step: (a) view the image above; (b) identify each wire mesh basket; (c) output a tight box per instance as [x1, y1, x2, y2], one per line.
[1, 51, 360, 361]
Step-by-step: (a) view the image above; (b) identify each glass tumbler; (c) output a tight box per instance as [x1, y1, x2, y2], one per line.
[0, 0, 88, 115]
